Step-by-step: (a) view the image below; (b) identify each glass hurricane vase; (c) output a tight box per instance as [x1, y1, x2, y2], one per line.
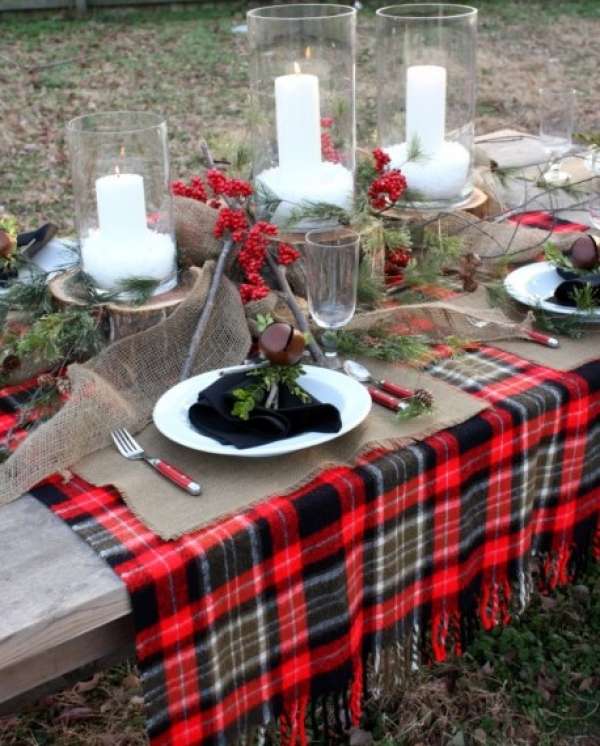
[376, 4, 478, 210]
[66, 111, 176, 297]
[247, 4, 357, 230]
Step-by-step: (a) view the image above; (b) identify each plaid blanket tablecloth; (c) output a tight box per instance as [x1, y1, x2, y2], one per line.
[2, 344, 599, 746]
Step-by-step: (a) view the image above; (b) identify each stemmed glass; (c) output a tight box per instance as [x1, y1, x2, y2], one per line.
[539, 86, 576, 185]
[303, 228, 360, 367]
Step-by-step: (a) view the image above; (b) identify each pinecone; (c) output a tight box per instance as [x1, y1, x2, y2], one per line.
[56, 376, 71, 396]
[37, 373, 56, 388]
[413, 388, 434, 409]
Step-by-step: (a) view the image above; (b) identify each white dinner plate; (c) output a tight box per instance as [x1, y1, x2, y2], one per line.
[153, 363, 372, 458]
[504, 261, 600, 321]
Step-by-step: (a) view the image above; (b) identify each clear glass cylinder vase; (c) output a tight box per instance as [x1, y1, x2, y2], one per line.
[66, 111, 176, 296]
[247, 4, 357, 230]
[376, 4, 477, 210]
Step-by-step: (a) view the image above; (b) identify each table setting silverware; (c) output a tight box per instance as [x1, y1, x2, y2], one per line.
[465, 316, 559, 348]
[343, 359, 410, 412]
[111, 427, 202, 496]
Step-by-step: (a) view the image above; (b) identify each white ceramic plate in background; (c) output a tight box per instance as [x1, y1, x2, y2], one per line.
[153, 364, 372, 458]
[504, 261, 600, 321]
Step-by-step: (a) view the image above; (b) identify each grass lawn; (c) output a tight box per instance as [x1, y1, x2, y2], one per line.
[1, 2, 600, 744]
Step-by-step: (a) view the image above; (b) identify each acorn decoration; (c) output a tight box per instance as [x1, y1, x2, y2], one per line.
[570, 235, 599, 272]
[259, 322, 306, 365]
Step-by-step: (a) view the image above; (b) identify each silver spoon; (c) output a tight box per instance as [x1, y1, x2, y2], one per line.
[343, 360, 410, 412]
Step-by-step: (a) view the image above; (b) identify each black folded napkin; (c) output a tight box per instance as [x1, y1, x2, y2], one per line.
[553, 276, 600, 307]
[188, 370, 342, 449]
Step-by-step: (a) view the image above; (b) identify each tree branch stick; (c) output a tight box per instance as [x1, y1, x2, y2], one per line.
[265, 252, 327, 366]
[179, 238, 234, 381]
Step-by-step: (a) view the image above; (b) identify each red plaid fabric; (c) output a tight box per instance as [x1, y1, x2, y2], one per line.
[2, 343, 599, 746]
[508, 210, 589, 234]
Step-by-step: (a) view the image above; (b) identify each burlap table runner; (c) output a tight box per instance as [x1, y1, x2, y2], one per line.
[0, 264, 252, 506]
[75, 359, 488, 540]
[448, 287, 600, 371]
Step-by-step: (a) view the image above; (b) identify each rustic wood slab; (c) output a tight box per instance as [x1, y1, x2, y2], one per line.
[0, 496, 132, 706]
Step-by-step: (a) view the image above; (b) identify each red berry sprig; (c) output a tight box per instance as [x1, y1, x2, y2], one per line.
[171, 176, 208, 203]
[373, 148, 391, 173]
[277, 242, 300, 266]
[176, 169, 299, 304]
[320, 117, 342, 164]
[368, 170, 408, 211]
[214, 207, 248, 242]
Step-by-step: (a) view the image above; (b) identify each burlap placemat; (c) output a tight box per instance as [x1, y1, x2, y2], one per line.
[74, 360, 488, 540]
[449, 287, 600, 371]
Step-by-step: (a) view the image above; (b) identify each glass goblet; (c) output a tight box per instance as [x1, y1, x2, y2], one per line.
[303, 228, 360, 367]
[538, 86, 576, 162]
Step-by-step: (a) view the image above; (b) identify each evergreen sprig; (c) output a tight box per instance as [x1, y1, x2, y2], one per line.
[395, 396, 434, 421]
[4, 308, 104, 364]
[532, 309, 585, 339]
[0, 272, 54, 320]
[284, 200, 351, 228]
[336, 326, 432, 364]
[403, 229, 463, 286]
[231, 363, 310, 420]
[544, 242, 575, 271]
[117, 276, 161, 306]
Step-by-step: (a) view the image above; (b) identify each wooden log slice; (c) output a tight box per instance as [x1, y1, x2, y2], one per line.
[49, 269, 197, 342]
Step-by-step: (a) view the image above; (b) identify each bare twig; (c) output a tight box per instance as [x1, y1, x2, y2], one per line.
[179, 238, 234, 381]
[265, 251, 327, 366]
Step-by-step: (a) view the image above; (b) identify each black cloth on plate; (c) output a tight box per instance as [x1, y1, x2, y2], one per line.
[188, 370, 342, 449]
[553, 276, 600, 307]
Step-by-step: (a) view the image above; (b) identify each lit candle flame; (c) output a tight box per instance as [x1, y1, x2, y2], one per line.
[293, 61, 301, 74]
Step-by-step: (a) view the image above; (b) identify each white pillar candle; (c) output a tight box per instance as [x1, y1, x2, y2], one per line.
[95, 171, 148, 243]
[275, 66, 322, 173]
[405, 65, 447, 156]
[81, 169, 176, 295]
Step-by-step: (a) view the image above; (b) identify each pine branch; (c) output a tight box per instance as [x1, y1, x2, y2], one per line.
[117, 276, 161, 306]
[357, 259, 385, 308]
[284, 200, 351, 228]
[336, 326, 433, 364]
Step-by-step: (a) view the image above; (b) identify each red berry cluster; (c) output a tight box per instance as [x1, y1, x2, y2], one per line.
[171, 176, 208, 203]
[368, 170, 408, 210]
[239, 283, 270, 304]
[321, 132, 342, 164]
[236, 222, 278, 302]
[206, 169, 253, 199]
[175, 170, 299, 305]
[373, 148, 391, 173]
[214, 208, 248, 242]
[385, 247, 411, 281]
[320, 117, 342, 164]
[277, 242, 300, 266]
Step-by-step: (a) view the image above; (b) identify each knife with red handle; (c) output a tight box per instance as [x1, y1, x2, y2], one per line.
[376, 380, 414, 399]
[367, 386, 409, 412]
[526, 330, 559, 348]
